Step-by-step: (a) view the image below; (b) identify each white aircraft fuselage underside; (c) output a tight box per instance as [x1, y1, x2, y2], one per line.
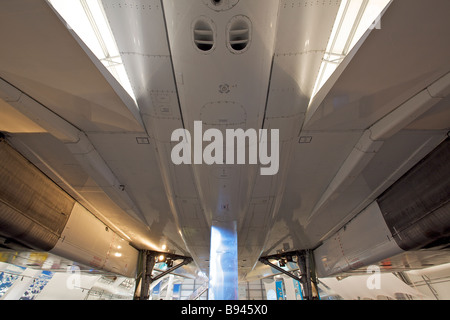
[0, 0, 449, 282]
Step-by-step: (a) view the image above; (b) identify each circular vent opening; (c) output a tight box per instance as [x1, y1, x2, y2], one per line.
[193, 18, 215, 53]
[203, 0, 239, 11]
[227, 16, 251, 53]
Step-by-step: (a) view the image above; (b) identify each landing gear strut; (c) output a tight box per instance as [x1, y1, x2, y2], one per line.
[259, 250, 319, 300]
[134, 250, 193, 300]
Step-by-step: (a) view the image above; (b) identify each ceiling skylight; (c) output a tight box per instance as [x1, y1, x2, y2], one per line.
[311, 0, 392, 99]
[47, 0, 390, 108]
[48, 0, 136, 103]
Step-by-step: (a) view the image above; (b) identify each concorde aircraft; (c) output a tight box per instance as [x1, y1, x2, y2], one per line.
[0, 0, 449, 300]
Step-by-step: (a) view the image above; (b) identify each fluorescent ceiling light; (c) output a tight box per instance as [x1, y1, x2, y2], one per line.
[48, 0, 136, 103]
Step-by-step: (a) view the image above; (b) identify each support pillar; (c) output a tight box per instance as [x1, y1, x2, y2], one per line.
[134, 250, 193, 300]
[296, 251, 313, 300]
[209, 221, 238, 300]
[259, 249, 320, 300]
[139, 252, 156, 300]
[296, 250, 319, 300]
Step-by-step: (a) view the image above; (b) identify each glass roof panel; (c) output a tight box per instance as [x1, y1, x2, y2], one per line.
[48, 0, 136, 103]
[311, 0, 392, 100]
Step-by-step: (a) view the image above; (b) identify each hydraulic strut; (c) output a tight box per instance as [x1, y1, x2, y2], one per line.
[259, 250, 319, 300]
[135, 250, 193, 300]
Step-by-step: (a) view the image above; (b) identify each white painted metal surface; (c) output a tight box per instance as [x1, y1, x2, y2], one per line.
[0, 0, 187, 257]
[314, 201, 403, 277]
[263, 0, 450, 258]
[0, 0, 449, 289]
[51, 203, 139, 278]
